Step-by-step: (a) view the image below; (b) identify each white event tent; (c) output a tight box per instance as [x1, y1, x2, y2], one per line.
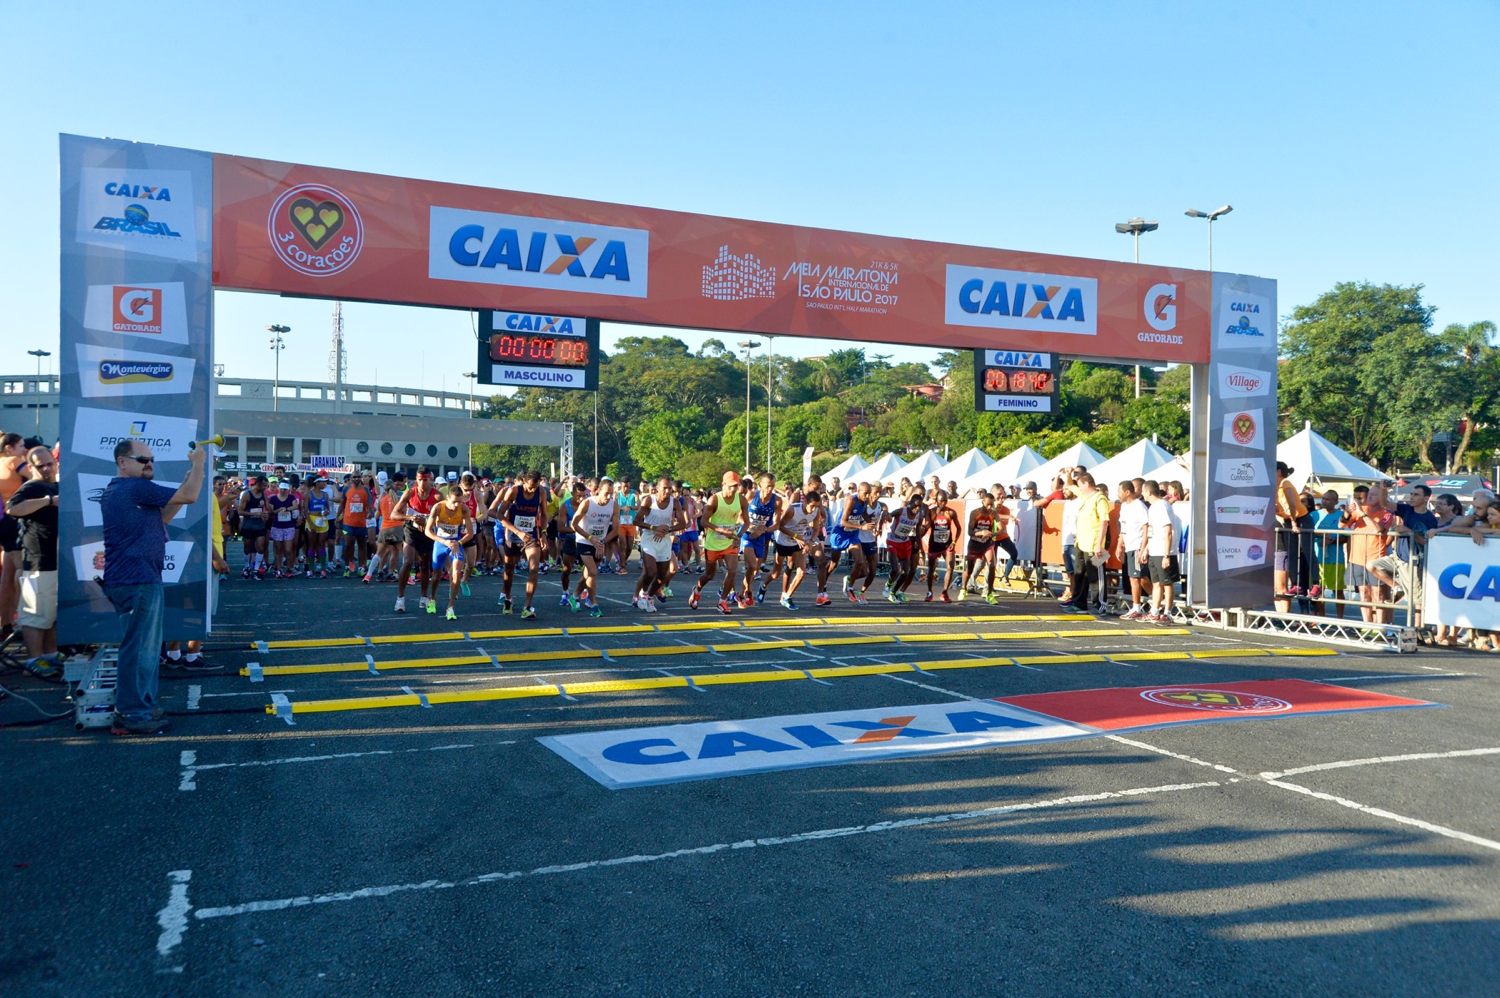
[930, 447, 995, 487]
[1087, 439, 1175, 491]
[956, 445, 1045, 495]
[1143, 453, 1193, 484]
[884, 449, 945, 485]
[823, 453, 868, 482]
[1278, 424, 1391, 490]
[1028, 442, 1107, 489]
[844, 452, 905, 485]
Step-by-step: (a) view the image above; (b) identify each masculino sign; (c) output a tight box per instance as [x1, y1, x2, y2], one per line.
[212, 155, 1212, 364]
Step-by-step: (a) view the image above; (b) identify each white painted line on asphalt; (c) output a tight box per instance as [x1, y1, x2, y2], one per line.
[178, 751, 198, 792]
[1107, 735, 1240, 775]
[1318, 672, 1468, 683]
[1263, 778, 1500, 854]
[185, 685, 202, 711]
[1262, 747, 1500, 780]
[190, 780, 1222, 922]
[156, 869, 192, 957]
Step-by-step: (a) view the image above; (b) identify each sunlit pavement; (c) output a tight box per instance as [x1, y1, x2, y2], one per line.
[4, 559, 1497, 995]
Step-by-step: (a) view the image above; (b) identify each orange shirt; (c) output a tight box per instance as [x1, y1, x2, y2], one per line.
[0, 455, 24, 503]
[342, 486, 371, 527]
[379, 491, 405, 532]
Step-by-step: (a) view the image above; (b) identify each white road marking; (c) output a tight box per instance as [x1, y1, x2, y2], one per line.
[1262, 747, 1500, 780]
[156, 869, 192, 957]
[178, 751, 198, 792]
[185, 685, 202, 711]
[1106, 735, 1240, 775]
[1318, 672, 1468, 682]
[1263, 778, 1500, 854]
[191, 780, 1222, 922]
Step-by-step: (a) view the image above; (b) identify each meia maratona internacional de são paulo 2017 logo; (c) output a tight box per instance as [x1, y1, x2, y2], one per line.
[267, 184, 364, 277]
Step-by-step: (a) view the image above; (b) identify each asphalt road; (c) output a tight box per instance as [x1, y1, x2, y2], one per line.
[3, 556, 1497, 996]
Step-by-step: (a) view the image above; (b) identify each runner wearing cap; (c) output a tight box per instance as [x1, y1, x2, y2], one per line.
[569, 478, 618, 617]
[392, 467, 441, 613]
[238, 475, 270, 579]
[266, 480, 301, 578]
[425, 482, 474, 620]
[305, 475, 334, 577]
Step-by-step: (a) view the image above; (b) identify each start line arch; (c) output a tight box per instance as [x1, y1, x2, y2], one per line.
[57, 134, 1276, 641]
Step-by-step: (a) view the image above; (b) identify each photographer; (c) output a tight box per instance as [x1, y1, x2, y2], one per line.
[6, 446, 60, 676]
[101, 439, 207, 736]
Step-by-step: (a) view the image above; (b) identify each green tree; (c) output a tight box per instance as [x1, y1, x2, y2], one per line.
[628, 407, 713, 478]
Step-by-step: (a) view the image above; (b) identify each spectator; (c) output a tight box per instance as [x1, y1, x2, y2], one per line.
[1071, 472, 1112, 613]
[101, 438, 208, 735]
[6, 447, 60, 675]
[0, 431, 27, 637]
[1309, 490, 1346, 618]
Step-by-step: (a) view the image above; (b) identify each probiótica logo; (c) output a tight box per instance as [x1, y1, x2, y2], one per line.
[945, 265, 1098, 335]
[113, 287, 163, 334]
[1140, 688, 1292, 713]
[98, 360, 174, 385]
[432, 206, 650, 299]
[268, 183, 364, 277]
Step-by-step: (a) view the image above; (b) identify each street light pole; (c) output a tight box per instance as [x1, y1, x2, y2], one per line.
[27, 348, 50, 432]
[266, 324, 289, 412]
[1184, 204, 1233, 273]
[462, 370, 477, 471]
[1114, 218, 1158, 398]
[766, 336, 774, 474]
[738, 339, 761, 474]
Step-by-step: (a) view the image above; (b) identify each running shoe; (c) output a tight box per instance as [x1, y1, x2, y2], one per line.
[520, 606, 537, 620]
[426, 600, 437, 615]
[717, 597, 733, 615]
[940, 590, 951, 604]
[815, 592, 831, 607]
[845, 581, 857, 603]
[584, 598, 602, 617]
[362, 574, 373, 584]
[924, 591, 934, 603]
[460, 581, 471, 597]
[559, 593, 571, 608]
[956, 588, 967, 602]
[306, 570, 314, 579]
[688, 587, 702, 610]
[567, 594, 581, 613]
[241, 567, 251, 579]
[1308, 585, 1324, 600]
[755, 587, 766, 605]
[660, 586, 673, 598]
[738, 595, 754, 610]
[1120, 607, 1143, 621]
[256, 567, 268, 580]
[446, 606, 458, 621]
[886, 591, 898, 604]
[394, 596, 406, 613]
[985, 592, 999, 605]
[779, 597, 798, 611]
[319, 570, 329, 579]
[896, 592, 908, 604]
[644, 597, 658, 614]
[501, 597, 513, 615]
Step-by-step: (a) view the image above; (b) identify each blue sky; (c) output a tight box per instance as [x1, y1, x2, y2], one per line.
[7, 1, 1497, 393]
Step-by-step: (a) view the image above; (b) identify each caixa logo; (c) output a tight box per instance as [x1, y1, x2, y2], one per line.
[429, 206, 650, 299]
[1437, 563, 1500, 601]
[944, 264, 1097, 335]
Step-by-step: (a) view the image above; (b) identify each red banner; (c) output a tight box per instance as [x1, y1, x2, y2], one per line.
[213, 155, 1211, 363]
[997, 679, 1432, 731]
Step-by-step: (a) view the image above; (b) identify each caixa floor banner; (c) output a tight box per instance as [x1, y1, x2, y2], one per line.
[541, 680, 1434, 789]
[1424, 534, 1500, 630]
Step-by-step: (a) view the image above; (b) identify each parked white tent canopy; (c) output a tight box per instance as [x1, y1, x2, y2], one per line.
[845, 452, 905, 485]
[1028, 442, 1107, 489]
[885, 449, 945, 485]
[1278, 423, 1391, 490]
[1143, 453, 1193, 484]
[823, 453, 868, 482]
[930, 447, 995, 487]
[1087, 439, 1176, 492]
[956, 445, 1045, 495]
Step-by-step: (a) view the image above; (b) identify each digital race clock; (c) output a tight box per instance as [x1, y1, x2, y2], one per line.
[477, 311, 600, 391]
[973, 350, 1060, 413]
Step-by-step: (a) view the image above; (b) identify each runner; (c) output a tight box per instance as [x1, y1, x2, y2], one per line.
[554, 481, 587, 606]
[392, 467, 441, 613]
[425, 482, 474, 620]
[677, 482, 702, 573]
[458, 472, 482, 593]
[569, 478, 619, 617]
[740, 472, 781, 608]
[339, 474, 372, 577]
[367, 471, 407, 583]
[884, 489, 928, 603]
[304, 475, 334, 577]
[924, 492, 961, 602]
[770, 489, 823, 610]
[237, 475, 270, 579]
[849, 482, 883, 603]
[266, 480, 300, 578]
[491, 469, 549, 619]
[633, 476, 685, 612]
[690, 471, 747, 615]
[962, 490, 1000, 603]
[614, 479, 639, 574]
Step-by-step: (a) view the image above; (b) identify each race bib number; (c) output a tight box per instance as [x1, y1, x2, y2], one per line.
[437, 524, 460, 540]
[277, 509, 292, 523]
[513, 515, 536, 533]
[347, 501, 363, 514]
[311, 515, 328, 530]
[932, 525, 951, 544]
